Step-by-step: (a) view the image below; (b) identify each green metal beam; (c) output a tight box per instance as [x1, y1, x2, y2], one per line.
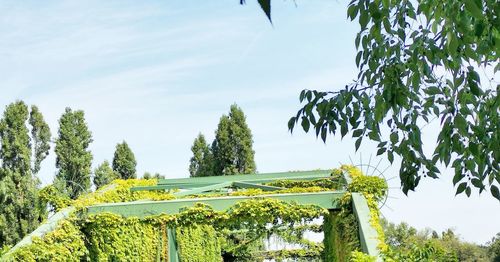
[232, 181, 284, 191]
[167, 228, 179, 262]
[173, 182, 232, 197]
[351, 193, 381, 261]
[157, 170, 332, 185]
[132, 170, 335, 192]
[86, 191, 344, 218]
[131, 182, 221, 192]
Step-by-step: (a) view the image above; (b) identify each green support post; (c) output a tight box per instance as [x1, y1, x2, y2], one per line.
[168, 228, 179, 262]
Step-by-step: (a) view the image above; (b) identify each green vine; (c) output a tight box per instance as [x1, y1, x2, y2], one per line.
[4, 166, 391, 261]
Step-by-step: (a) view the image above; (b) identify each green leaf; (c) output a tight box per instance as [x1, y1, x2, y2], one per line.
[359, 9, 369, 29]
[424, 86, 440, 95]
[321, 126, 327, 142]
[464, 0, 483, 19]
[452, 173, 462, 185]
[288, 117, 296, 131]
[352, 129, 363, 137]
[390, 132, 399, 144]
[456, 182, 467, 195]
[355, 137, 362, 151]
[491, 185, 500, 201]
[471, 178, 482, 188]
[376, 147, 386, 156]
[454, 114, 467, 135]
[257, 0, 272, 23]
[301, 117, 310, 132]
[465, 186, 471, 197]
[347, 4, 358, 20]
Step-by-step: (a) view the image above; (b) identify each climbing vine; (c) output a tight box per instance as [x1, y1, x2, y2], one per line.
[4, 166, 391, 261]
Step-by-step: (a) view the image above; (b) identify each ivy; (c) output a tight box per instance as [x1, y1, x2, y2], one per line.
[5, 166, 392, 261]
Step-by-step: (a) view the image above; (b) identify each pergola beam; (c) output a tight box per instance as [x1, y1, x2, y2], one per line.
[157, 170, 332, 185]
[232, 181, 284, 191]
[86, 191, 344, 218]
[173, 182, 232, 197]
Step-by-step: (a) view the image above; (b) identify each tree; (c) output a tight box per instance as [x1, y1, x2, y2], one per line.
[243, 0, 500, 199]
[381, 219, 490, 261]
[112, 141, 137, 179]
[189, 134, 214, 177]
[55, 107, 93, 199]
[488, 233, 500, 262]
[93, 160, 117, 190]
[212, 104, 256, 175]
[0, 101, 51, 247]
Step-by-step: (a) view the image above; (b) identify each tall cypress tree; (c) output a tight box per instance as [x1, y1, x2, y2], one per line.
[213, 104, 256, 175]
[189, 104, 256, 176]
[112, 141, 137, 179]
[54, 108, 93, 199]
[189, 134, 214, 177]
[0, 101, 50, 247]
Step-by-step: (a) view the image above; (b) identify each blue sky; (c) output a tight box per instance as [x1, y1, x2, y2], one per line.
[1, 0, 498, 244]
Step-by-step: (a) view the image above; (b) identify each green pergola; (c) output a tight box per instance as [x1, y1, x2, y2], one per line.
[8, 170, 381, 261]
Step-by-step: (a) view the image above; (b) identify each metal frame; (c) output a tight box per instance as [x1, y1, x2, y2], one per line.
[6, 169, 382, 261]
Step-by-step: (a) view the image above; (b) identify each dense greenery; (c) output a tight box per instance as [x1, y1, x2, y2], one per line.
[55, 108, 93, 199]
[246, 0, 500, 199]
[190, 104, 256, 177]
[382, 219, 500, 261]
[112, 141, 137, 179]
[0, 101, 50, 247]
[93, 160, 117, 190]
[4, 176, 330, 261]
[189, 133, 215, 177]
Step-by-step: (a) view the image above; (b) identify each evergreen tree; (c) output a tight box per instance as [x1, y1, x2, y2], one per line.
[112, 141, 137, 179]
[189, 134, 214, 177]
[93, 160, 117, 190]
[55, 107, 93, 199]
[211, 104, 256, 175]
[0, 101, 50, 247]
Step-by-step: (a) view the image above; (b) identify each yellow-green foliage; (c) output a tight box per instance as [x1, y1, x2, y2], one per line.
[73, 179, 174, 209]
[83, 212, 164, 262]
[350, 251, 377, 262]
[323, 165, 388, 262]
[323, 196, 361, 262]
[8, 169, 381, 262]
[266, 177, 343, 190]
[6, 218, 87, 262]
[176, 225, 221, 262]
[38, 185, 72, 212]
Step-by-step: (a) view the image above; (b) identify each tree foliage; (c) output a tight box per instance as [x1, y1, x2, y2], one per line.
[189, 104, 256, 176]
[55, 107, 93, 199]
[382, 219, 493, 261]
[244, 0, 500, 199]
[112, 141, 137, 179]
[0, 101, 50, 247]
[189, 133, 215, 177]
[93, 160, 117, 190]
[212, 104, 256, 175]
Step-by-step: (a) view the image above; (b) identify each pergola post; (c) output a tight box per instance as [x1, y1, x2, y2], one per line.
[168, 228, 180, 262]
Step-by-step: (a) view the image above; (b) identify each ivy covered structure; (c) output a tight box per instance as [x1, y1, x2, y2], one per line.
[1, 165, 389, 261]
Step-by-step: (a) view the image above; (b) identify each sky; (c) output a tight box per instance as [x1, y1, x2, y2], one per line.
[0, 0, 498, 244]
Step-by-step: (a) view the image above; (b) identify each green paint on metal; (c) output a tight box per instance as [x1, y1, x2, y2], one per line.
[351, 193, 381, 261]
[168, 228, 179, 262]
[157, 170, 332, 185]
[5, 207, 75, 256]
[132, 170, 334, 192]
[232, 181, 283, 191]
[173, 182, 232, 197]
[86, 191, 344, 218]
